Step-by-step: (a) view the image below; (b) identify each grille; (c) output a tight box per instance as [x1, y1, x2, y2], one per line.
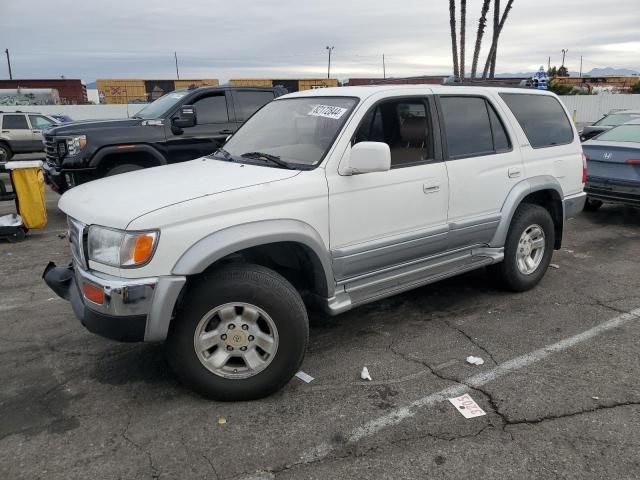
[67, 217, 87, 268]
[44, 135, 65, 165]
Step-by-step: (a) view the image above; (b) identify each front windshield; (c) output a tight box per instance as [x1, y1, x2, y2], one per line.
[134, 90, 190, 119]
[596, 125, 640, 143]
[223, 96, 358, 166]
[594, 113, 640, 127]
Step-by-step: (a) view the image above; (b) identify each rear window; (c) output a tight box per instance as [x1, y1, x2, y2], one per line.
[596, 125, 640, 143]
[594, 113, 640, 127]
[500, 93, 574, 148]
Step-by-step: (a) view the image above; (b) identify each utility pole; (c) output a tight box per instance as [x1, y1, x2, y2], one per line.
[561, 49, 568, 67]
[174, 51, 180, 80]
[326, 46, 334, 79]
[579, 55, 583, 77]
[5, 49, 13, 80]
[548, 56, 551, 72]
[382, 54, 386, 79]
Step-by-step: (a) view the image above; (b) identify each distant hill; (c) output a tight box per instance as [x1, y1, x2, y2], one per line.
[85, 81, 97, 89]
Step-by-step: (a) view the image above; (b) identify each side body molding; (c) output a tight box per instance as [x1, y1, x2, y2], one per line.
[90, 144, 167, 168]
[172, 219, 335, 297]
[490, 175, 564, 248]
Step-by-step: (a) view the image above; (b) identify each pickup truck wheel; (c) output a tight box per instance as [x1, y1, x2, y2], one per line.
[489, 204, 554, 292]
[583, 198, 603, 212]
[0, 143, 12, 162]
[165, 264, 308, 401]
[105, 163, 144, 176]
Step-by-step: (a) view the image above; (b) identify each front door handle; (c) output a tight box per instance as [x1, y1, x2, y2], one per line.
[508, 167, 522, 178]
[423, 183, 441, 194]
[218, 129, 234, 135]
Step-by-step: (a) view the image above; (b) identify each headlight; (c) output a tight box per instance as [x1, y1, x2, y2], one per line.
[87, 226, 159, 268]
[65, 135, 87, 156]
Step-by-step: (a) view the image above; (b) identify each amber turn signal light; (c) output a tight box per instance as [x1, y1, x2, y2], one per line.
[82, 282, 105, 305]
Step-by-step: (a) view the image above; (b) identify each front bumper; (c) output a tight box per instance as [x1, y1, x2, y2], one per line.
[585, 177, 640, 207]
[43, 162, 70, 193]
[43, 261, 185, 342]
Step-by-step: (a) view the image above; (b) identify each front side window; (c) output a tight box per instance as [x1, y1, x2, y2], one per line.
[2, 114, 28, 130]
[223, 96, 357, 167]
[500, 93, 574, 148]
[354, 98, 434, 167]
[234, 91, 274, 121]
[193, 94, 229, 124]
[29, 115, 56, 129]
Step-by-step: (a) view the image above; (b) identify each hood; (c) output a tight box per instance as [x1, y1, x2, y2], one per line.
[58, 159, 300, 229]
[47, 118, 142, 136]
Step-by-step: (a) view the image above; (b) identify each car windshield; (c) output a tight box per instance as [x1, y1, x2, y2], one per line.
[595, 125, 640, 143]
[223, 96, 358, 167]
[594, 113, 640, 126]
[133, 91, 190, 119]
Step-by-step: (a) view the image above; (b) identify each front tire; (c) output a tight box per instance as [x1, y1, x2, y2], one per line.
[165, 264, 309, 401]
[0, 143, 13, 162]
[489, 204, 555, 292]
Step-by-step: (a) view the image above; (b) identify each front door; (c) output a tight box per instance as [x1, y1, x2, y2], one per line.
[327, 96, 449, 281]
[28, 114, 57, 151]
[166, 91, 236, 162]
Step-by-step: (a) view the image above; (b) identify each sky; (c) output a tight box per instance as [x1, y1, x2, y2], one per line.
[1, 0, 638, 83]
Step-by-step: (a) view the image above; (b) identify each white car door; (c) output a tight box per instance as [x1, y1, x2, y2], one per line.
[437, 93, 523, 248]
[327, 96, 449, 281]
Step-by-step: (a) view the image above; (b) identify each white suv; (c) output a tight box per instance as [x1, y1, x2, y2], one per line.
[44, 85, 586, 400]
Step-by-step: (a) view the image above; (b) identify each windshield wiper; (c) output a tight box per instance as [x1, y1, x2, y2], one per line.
[209, 148, 235, 162]
[240, 152, 295, 169]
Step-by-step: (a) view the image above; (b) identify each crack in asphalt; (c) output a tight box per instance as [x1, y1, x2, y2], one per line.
[121, 412, 160, 480]
[178, 430, 221, 480]
[441, 318, 500, 365]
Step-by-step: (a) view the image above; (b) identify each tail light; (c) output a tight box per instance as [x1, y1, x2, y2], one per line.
[582, 153, 588, 184]
[625, 159, 640, 165]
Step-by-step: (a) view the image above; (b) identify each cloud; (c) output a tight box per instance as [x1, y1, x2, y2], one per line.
[1, 0, 638, 82]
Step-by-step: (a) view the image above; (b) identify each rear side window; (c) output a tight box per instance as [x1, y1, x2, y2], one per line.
[439, 96, 511, 158]
[2, 114, 29, 130]
[500, 93, 574, 148]
[194, 94, 229, 124]
[234, 91, 275, 121]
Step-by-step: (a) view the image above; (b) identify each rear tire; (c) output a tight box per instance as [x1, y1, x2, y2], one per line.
[165, 264, 309, 401]
[0, 143, 13, 162]
[105, 163, 144, 176]
[489, 204, 555, 292]
[583, 198, 603, 212]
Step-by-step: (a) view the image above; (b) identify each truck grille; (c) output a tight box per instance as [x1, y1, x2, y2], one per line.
[44, 135, 65, 165]
[67, 217, 87, 268]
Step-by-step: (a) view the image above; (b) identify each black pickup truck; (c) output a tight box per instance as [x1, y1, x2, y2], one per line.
[43, 85, 286, 192]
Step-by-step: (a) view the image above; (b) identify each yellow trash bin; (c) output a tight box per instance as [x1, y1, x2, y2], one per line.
[5, 161, 48, 229]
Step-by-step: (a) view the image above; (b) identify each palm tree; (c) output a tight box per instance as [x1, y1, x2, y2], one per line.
[460, 0, 467, 80]
[471, 0, 491, 78]
[482, 0, 515, 79]
[449, 0, 460, 79]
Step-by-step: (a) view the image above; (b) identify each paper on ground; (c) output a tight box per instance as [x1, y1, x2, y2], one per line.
[448, 394, 487, 419]
[360, 366, 372, 381]
[466, 355, 485, 366]
[295, 371, 315, 383]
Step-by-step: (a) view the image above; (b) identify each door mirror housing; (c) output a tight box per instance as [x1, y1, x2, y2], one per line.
[172, 105, 197, 129]
[342, 142, 391, 175]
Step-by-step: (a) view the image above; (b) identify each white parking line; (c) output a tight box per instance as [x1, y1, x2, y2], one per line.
[301, 307, 640, 463]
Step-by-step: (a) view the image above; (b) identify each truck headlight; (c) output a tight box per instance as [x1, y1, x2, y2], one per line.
[66, 135, 87, 156]
[87, 226, 159, 268]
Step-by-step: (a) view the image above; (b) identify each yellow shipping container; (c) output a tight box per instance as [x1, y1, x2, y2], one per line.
[174, 79, 219, 89]
[97, 79, 219, 104]
[229, 79, 273, 87]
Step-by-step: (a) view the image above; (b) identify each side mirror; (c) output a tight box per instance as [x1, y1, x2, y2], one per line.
[342, 142, 391, 175]
[172, 105, 197, 129]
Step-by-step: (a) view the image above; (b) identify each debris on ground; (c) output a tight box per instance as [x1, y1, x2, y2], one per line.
[448, 394, 487, 418]
[466, 356, 485, 366]
[295, 371, 314, 383]
[217, 417, 227, 425]
[592, 396, 600, 400]
[360, 366, 372, 381]
[57, 232, 66, 239]
[549, 263, 560, 269]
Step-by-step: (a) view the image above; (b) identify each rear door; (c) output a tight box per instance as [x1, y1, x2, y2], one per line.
[165, 90, 236, 162]
[230, 89, 275, 127]
[1, 114, 32, 153]
[436, 94, 522, 247]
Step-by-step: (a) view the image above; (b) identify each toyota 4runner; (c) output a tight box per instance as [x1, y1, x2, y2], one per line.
[44, 85, 587, 401]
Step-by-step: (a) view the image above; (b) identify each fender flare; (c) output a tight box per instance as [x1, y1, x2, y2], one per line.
[89, 144, 167, 169]
[172, 219, 335, 297]
[490, 175, 564, 248]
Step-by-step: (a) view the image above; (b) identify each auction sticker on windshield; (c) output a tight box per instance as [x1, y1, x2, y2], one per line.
[309, 104, 348, 120]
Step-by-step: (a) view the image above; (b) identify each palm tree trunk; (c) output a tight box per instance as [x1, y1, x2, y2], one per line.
[449, 0, 460, 79]
[482, 0, 515, 79]
[460, 0, 467, 80]
[471, 0, 491, 79]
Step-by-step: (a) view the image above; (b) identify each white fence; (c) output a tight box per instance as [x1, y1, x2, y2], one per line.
[3, 94, 640, 124]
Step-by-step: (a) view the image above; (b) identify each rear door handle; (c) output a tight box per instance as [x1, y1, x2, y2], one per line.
[423, 183, 441, 194]
[508, 167, 522, 178]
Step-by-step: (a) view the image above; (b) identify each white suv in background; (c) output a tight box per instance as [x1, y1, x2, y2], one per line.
[44, 85, 586, 401]
[0, 111, 59, 161]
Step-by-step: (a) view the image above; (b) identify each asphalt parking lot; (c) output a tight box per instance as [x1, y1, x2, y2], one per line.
[1, 184, 640, 480]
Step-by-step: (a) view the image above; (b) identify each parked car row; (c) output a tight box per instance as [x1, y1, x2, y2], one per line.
[0, 111, 60, 162]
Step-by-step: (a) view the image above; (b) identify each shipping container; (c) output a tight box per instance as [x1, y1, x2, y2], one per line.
[96, 79, 219, 104]
[0, 79, 86, 104]
[229, 79, 338, 93]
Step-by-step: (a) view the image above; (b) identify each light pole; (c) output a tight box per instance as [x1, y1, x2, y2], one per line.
[561, 49, 568, 68]
[174, 51, 180, 80]
[326, 46, 334, 79]
[5, 49, 13, 80]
